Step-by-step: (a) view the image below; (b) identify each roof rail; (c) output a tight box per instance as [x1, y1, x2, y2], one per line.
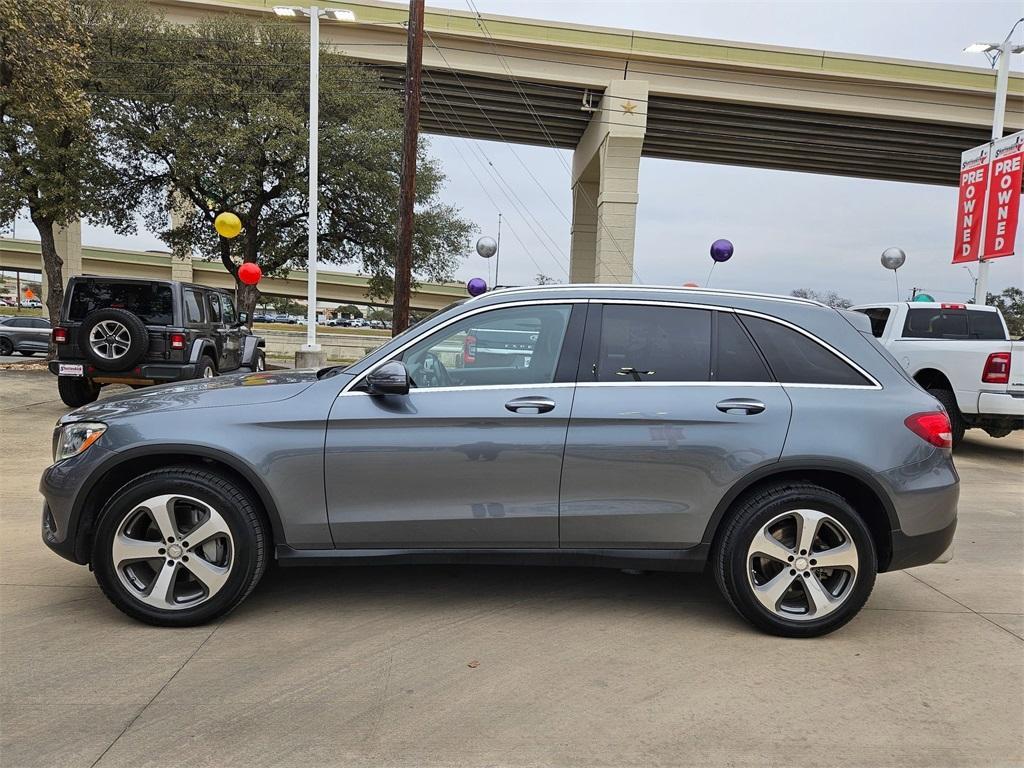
[471, 283, 826, 307]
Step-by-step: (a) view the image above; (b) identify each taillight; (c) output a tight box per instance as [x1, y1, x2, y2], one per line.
[982, 352, 1011, 384]
[169, 333, 186, 351]
[904, 411, 953, 449]
[52, 327, 68, 344]
[463, 334, 477, 365]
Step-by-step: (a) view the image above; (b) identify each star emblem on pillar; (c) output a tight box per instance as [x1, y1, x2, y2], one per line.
[621, 100, 638, 115]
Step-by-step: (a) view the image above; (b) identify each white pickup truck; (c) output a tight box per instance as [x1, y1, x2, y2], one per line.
[850, 301, 1023, 447]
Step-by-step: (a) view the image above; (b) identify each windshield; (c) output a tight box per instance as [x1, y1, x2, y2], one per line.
[68, 281, 174, 325]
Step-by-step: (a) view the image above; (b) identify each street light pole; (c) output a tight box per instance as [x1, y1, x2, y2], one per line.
[974, 38, 1013, 306]
[304, 4, 321, 349]
[392, 0, 425, 336]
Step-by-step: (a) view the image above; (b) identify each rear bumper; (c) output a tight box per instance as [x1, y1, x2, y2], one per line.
[49, 360, 197, 383]
[887, 518, 957, 571]
[977, 392, 1024, 417]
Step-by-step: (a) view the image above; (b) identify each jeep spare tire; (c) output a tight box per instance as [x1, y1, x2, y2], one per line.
[78, 308, 150, 371]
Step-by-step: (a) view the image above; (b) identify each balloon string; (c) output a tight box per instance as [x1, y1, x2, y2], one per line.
[705, 261, 717, 287]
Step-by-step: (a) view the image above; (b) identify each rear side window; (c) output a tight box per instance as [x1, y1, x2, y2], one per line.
[856, 308, 890, 338]
[715, 312, 771, 382]
[184, 290, 203, 323]
[967, 310, 1006, 340]
[596, 304, 711, 382]
[740, 315, 871, 386]
[903, 308, 968, 339]
[68, 281, 174, 325]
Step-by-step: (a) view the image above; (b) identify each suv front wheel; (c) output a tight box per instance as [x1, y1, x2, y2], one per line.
[714, 482, 876, 637]
[92, 467, 268, 626]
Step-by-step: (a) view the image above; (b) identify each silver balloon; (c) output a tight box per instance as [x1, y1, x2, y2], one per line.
[476, 236, 497, 259]
[881, 247, 906, 271]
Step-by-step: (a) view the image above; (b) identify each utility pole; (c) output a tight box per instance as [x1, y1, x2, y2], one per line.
[392, 0, 425, 335]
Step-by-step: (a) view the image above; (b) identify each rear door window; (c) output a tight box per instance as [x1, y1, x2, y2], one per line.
[595, 304, 711, 382]
[740, 315, 871, 386]
[715, 312, 771, 382]
[184, 290, 204, 324]
[206, 293, 222, 324]
[68, 281, 174, 325]
[221, 295, 236, 324]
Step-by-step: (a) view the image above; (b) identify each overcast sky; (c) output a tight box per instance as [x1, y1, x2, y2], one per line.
[8, 0, 1022, 303]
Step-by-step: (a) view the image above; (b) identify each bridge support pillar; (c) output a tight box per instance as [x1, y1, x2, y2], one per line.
[570, 79, 647, 284]
[39, 220, 82, 319]
[170, 191, 194, 282]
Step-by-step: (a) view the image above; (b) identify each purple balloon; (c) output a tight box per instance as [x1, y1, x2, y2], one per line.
[466, 277, 488, 296]
[710, 239, 734, 263]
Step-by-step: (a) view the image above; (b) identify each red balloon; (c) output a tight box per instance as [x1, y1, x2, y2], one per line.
[238, 262, 262, 285]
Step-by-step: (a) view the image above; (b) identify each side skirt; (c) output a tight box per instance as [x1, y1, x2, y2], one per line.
[275, 545, 710, 572]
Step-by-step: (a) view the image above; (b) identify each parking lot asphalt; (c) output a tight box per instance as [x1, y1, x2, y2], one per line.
[1, 369, 1021, 768]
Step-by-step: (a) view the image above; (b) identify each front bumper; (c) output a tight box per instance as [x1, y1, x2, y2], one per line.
[49, 360, 197, 384]
[39, 443, 117, 564]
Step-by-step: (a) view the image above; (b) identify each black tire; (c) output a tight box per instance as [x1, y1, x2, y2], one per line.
[253, 350, 266, 372]
[92, 467, 268, 627]
[58, 376, 100, 408]
[18, 350, 36, 356]
[78, 308, 149, 371]
[196, 355, 216, 379]
[928, 388, 965, 448]
[713, 482, 877, 638]
[0, 337, 13, 356]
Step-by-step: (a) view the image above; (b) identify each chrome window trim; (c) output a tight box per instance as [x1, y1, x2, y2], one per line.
[339, 381, 577, 397]
[340, 299, 585, 395]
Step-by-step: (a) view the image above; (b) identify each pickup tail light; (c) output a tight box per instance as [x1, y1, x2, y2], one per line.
[169, 333, 186, 351]
[52, 327, 68, 344]
[982, 352, 1011, 384]
[463, 334, 477, 365]
[904, 411, 953, 449]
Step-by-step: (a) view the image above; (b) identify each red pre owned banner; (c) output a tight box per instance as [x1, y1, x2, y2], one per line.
[952, 144, 990, 264]
[982, 134, 1024, 260]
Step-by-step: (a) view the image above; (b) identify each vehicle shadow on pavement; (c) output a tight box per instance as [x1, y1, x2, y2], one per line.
[956, 432, 1024, 465]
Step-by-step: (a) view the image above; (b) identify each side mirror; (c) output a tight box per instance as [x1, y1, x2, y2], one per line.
[235, 312, 249, 327]
[365, 360, 410, 395]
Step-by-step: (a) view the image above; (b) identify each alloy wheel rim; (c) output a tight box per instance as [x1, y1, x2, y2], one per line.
[203, 366, 215, 378]
[89, 320, 132, 360]
[113, 494, 234, 610]
[746, 508, 858, 621]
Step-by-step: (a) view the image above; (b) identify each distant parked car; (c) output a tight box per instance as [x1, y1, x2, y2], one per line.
[272, 314, 295, 324]
[0, 315, 51, 356]
[252, 314, 271, 323]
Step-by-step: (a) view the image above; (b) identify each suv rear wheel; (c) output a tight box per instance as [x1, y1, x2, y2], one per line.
[58, 377, 100, 407]
[714, 482, 876, 637]
[92, 467, 268, 626]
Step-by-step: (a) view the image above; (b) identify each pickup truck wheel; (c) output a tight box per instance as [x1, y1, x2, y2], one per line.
[928, 388, 965, 448]
[58, 377, 100, 407]
[714, 482, 876, 638]
[197, 356, 216, 379]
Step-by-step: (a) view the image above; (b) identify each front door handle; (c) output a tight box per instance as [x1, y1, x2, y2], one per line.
[505, 396, 556, 414]
[716, 398, 766, 415]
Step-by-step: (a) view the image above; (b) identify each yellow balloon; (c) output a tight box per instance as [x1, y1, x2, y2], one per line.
[215, 211, 242, 239]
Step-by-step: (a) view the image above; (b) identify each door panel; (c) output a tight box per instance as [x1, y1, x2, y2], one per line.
[560, 383, 792, 547]
[325, 385, 573, 547]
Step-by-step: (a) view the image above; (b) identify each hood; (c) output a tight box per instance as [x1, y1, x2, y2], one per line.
[59, 370, 322, 424]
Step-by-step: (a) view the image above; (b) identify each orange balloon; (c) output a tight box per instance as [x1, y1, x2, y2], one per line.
[24, 288, 35, 299]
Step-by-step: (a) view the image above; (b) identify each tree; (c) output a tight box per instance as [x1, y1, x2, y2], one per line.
[791, 288, 853, 309]
[336, 304, 362, 319]
[987, 287, 1023, 337]
[95, 15, 473, 317]
[0, 0, 138, 320]
[366, 307, 391, 322]
[535, 273, 561, 285]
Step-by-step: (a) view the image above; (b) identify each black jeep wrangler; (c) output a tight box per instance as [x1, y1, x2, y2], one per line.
[49, 276, 265, 407]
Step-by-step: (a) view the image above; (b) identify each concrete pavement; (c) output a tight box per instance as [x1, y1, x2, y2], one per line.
[1, 369, 1021, 768]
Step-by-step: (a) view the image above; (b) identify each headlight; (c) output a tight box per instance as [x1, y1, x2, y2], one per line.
[53, 422, 107, 463]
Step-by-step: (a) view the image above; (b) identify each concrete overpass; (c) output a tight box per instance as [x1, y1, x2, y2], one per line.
[152, 0, 1023, 284]
[0, 238, 465, 312]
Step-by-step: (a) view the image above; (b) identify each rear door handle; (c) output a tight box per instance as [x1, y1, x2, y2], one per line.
[505, 396, 556, 414]
[716, 398, 766, 415]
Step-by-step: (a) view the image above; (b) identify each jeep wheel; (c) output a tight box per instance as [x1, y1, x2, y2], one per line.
[714, 482, 876, 638]
[197, 355, 216, 379]
[92, 467, 268, 626]
[78, 308, 149, 371]
[58, 377, 100, 408]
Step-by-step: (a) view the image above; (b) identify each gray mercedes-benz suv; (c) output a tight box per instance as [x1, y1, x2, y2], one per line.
[40, 286, 958, 637]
